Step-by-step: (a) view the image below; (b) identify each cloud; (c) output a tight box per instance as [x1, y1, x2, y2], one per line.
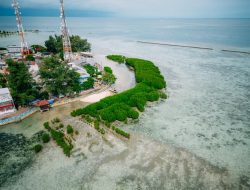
[1, 0, 250, 18]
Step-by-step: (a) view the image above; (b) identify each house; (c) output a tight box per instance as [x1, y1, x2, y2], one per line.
[7, 45, 22, 58]
[0, 88, 16, 116]
[36, 100, 50, 112]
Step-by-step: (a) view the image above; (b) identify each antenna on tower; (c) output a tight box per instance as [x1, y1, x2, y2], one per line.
[60, 0, 73, 62]
[12, 0, 30, 57]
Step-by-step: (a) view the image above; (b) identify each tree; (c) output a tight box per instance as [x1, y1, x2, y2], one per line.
[83, 64, 97, 77]
[42, 133, 50, 143]
[26, 54, 35, 61]
[0, 73, 7, 88]
[33, 144, 43, 153]
[6, 59, 38, 107]
[31, 45, 46, 53]
[44, 35, 91, 54]
[39, 57, 81, 96]
[82, 77, 94, 90]
[102, 72, 116, 85]
[44, 35, 62, 54]
[70, 35, 91, 52]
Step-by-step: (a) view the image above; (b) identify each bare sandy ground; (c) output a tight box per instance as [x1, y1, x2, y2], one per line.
[80, 90, 113, 103]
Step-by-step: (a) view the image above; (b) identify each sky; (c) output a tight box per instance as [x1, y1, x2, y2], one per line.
[0, 0, 250, 18]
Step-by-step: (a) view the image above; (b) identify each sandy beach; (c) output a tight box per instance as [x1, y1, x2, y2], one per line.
[80, 90, 114, 103]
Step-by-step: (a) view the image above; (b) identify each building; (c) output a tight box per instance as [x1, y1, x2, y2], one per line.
[7, 45, 21, 54]
[35, 100, 50, 112]
[7, 45, 22, 58]
[0, 88, 16, 116]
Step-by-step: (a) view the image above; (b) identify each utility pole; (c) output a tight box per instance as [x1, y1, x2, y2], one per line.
[12, 0, 30, 57]
[60, 0, 73, 62]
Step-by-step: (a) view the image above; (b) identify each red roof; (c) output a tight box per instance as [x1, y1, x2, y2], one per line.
[36, 100, 49, 107]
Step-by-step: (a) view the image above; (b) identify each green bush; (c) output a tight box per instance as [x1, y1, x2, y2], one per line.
[59, 123, 64, 129]
[33, 144, 43, 153]
[44, 122, 51, 130]
[104, 66, 113, 74]
[42, 133, 50, 143]
[67, 125, 74, 134]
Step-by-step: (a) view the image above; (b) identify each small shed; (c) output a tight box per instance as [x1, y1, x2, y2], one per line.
[36, 100, 50, 112]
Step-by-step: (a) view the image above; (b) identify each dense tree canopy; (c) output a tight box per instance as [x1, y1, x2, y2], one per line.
[39, 57, 81, 96]
[45, 35, 62, 54]
[6, 59, 38, 107]
[82, 77, 94, 90]
[70, 35, 91, 52]
[45, 35, 91, 54]
[0, 73, 7, 88]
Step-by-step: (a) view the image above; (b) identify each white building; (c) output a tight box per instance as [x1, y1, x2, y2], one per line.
[7, 45, 22, 58]
[0, 88, 16, 116]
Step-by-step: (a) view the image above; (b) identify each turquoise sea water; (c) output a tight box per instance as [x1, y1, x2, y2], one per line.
[0, 17, 250, 189]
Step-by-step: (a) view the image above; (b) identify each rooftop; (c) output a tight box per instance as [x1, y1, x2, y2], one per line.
[0, 88, 13, 103]
[0, 88, 10, 95]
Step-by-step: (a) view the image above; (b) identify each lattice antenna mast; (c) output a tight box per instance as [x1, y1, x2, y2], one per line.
[60, 0, 73, 62]
[12, 0, 29, 56]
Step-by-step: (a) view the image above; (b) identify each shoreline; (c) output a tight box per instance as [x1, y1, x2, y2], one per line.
[0, 86, 110, 127]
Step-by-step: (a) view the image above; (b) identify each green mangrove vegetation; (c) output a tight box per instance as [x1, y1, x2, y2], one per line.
[71, 55, 167, 139]
[106, 55, 126, 63]
[43, 121, 73, 157]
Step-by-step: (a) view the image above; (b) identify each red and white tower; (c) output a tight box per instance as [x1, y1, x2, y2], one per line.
[12, 0, 30, 56]
[60, 0, 73, 62]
